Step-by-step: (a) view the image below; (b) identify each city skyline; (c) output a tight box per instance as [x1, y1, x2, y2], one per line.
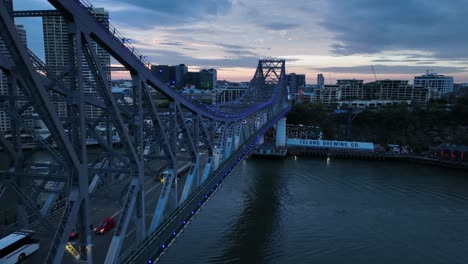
[13, 0, 468, 83]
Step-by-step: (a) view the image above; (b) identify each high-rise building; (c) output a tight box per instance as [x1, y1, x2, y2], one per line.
[287, 73, 306, 94]
[0, 25, 34, 131]
[173, 64, 188, 87]
[414, 72, 453, 96]
[317, 74, 324, 88]
[364, 80, 411, 100]
[151, 65, 172, 84]
[337, 79, 364, 100]
[186, 72, 200, 88]
[43, 7, 110, 120]
[186, 69, 217, 90]
[199, 69, 217, 89]
[151, 64, 188, 87]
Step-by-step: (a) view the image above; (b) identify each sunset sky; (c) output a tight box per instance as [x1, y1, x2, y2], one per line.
[14, 0, 468, 84]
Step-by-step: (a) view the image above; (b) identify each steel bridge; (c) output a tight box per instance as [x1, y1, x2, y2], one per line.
[0, 0, 290, 263]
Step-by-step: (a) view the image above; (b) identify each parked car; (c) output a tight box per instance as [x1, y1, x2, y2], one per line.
[93, 217, 116, 234]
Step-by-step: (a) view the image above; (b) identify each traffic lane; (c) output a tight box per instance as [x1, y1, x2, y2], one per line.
[91, 180, 164, 263]
[117, 168, 195, 256]
[92, 155, 210, 262]
[88, 168, 168, 264]
[27, 173, 159, 264]
[29, 156, 205, 263]
[93, 154, 208, 260]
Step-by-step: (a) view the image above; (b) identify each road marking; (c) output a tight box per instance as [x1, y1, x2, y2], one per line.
[144, 182, 162, 194]
[110, 182, 162, 219]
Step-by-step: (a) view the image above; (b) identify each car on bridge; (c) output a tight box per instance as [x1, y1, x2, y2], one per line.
[69, 226, 79, 240]
[93, 217, 116, 235]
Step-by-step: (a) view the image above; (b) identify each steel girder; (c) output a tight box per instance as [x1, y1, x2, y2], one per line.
[0, 6, 89, 264]
[1, 1, 290, 264]
[47, 0, 275, 122]
[0, 1, 80, 169]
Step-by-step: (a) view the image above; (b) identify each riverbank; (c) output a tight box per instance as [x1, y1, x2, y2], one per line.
[253, 147, 468, 171]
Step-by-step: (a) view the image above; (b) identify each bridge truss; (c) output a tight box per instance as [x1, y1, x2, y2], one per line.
[0, 0, 290, 263]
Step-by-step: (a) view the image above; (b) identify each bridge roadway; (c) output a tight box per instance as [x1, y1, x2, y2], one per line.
[25, 151, 208, 264]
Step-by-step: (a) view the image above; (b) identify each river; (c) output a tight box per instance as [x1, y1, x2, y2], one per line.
[159, 157, 468, 264]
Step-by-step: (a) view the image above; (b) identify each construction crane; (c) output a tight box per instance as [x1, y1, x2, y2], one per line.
[370, 65, 377, 82]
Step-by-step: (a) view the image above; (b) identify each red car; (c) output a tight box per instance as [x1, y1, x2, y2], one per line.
[69, 226, 79, 240]
[94, 217, 116, 234]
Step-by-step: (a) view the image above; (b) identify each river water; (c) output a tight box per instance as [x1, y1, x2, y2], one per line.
[159, 157, 468, 264]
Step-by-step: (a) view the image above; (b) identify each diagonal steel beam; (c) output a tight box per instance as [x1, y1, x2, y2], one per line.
[81, 34, 139, 164]
[142, 82, 175, 162]
[0, 3, 80, 169]
[45, 189, 83, 264]
[104, 179, 139, 264]
[8, 181, 53, 229]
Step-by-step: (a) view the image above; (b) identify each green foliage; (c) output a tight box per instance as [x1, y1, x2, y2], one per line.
[287, 96, 468, 148]
[286, 102, 329, 125]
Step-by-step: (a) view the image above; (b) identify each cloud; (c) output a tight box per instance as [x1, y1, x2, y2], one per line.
[109, 0, 233, 27]
[311, 65, 467, 75]
[260, 22, 302, 31]
[372, 59, 434, 63]
[118, 0, 232, 15]
[216, 43, 250, 50]
[159, 42, 183, 46]
[320, 0, 468, 59]
[139, 49, 259, 69]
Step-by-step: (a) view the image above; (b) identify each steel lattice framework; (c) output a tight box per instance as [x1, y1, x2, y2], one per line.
[0, 0, 290, 263]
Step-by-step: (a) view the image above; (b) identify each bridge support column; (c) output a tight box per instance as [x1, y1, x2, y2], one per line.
[180, 158, 199, 205]
[213, 147, 222, 170]
[201, 157, 212, 184]
[234, 122, 242, 150]
[224, 136, 232, 159]
[149, 168, 176, 233]
[275, 117, 286, 147]
[40, 183, 64, 216]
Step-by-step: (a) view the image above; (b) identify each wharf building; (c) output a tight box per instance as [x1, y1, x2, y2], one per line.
[43, 7, 110, 121]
